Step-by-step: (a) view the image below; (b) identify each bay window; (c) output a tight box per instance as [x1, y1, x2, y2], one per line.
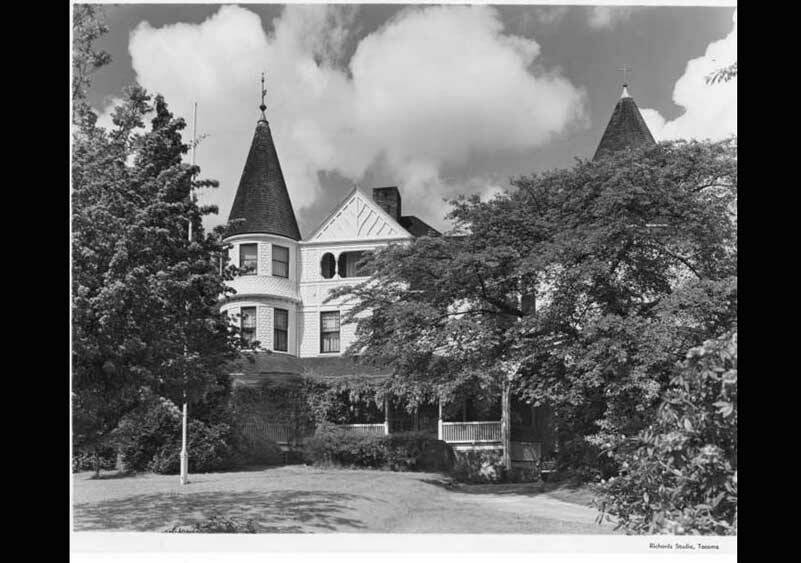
[239, 243, 257, 275]
[241, 307, 257, 348]
[272, 245, 289, 278]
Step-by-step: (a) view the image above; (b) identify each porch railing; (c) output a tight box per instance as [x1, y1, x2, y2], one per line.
[441, 421, 502, 443]
[242, 421, 297, 444]
[338, 423, 387, 436]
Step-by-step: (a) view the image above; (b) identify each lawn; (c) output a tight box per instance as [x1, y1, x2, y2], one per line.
[72, 465, 617, 534]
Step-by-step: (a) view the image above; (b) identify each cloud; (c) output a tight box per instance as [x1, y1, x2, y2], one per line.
[97, 5, 585, 233]
[641, 10, 737, 142]
[586, 7, 635, 30]
[532, 6, 570, 27]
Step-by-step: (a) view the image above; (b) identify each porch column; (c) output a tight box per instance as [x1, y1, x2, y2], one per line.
[384, 397, 390, 435]
[437, 397, 443, 440]
[501, 379, 512, 471]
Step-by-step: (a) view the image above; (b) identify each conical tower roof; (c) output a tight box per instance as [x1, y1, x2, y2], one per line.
[227, 116, 301, 240]
[593, 84, 656, 161]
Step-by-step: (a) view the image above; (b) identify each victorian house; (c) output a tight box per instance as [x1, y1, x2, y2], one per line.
[222, 82, 656, 469]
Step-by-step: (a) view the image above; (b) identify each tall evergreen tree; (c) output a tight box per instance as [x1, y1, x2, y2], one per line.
[71, 5, 240, 467]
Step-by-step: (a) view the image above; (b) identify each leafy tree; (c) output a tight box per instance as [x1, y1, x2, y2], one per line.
[332, 139, 737, 477]
[706, 61, 737, 84]
[596, 331, 737, 534]
[72, 4, 111, 128]
[71, 5, 240, 474]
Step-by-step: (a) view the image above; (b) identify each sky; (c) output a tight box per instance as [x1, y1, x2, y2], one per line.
[83, 2, 737, 237]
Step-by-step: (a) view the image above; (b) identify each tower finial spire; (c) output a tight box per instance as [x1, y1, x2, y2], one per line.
[618, 65, 632, 97]
[259, 72, 267, 121]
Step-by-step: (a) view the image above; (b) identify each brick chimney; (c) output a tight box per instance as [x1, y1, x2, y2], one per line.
[372, 186, 402, 222]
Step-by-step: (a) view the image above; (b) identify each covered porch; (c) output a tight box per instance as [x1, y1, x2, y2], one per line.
[302, 391, 553, 469]
[231, 352, 554, 469]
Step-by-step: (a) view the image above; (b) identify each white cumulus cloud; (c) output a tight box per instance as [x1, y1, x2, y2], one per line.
[97, 4, 586, 233]
[586, 7, 636, 30]
[641, 10, 737, 142]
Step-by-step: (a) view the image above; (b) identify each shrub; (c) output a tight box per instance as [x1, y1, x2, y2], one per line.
[554, 436, 615, 481]
[303, 426, 384, 467]
[116, 396, 239, 474]
[302, 427, 454, 471]
[72, 445, 117, 473]
[450, 449, 507, 483]
[508, 464, 541, 483]
[117, 397, 182, 472]
[149, 421, 236, 474]
[382, 432, 455, 471]
[595, 332, 737, 535]
[230, 427, 284, 466]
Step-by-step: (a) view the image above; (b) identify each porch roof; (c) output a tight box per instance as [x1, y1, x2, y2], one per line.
[230, 352, 391, 387]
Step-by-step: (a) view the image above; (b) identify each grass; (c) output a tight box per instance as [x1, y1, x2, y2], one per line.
[72, 465, 617, 534]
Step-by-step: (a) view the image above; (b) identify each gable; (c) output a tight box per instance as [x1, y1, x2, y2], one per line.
[308, 189, 413, 243]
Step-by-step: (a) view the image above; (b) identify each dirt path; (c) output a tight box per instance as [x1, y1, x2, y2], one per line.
[72, 466, 616, 534]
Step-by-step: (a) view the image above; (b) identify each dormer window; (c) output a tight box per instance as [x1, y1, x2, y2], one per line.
[239, 243, 257, 275]
[272, 245, 289, 278]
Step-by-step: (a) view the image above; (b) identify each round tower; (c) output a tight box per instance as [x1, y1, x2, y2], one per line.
[222, 79, 302, 355]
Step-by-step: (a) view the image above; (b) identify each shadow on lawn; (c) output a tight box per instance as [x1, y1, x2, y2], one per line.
[420, 477, 597, 505]
[87, 471, 137, 480]
[74, 489, 368, 533]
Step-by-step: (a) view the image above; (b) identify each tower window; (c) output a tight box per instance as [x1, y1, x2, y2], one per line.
[239, 244, 257, 275]
[272, 245, 289, 278]
[241, 307, 257, 348]
[320, 311, 340, 353]
[321, 253, 336, 279]
[273, 308, 288, 352]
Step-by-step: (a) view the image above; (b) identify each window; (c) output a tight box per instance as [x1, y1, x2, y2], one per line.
[273, 308, 288, 352]
[239, 244, 257, 275]
[320, 311, 340, 353]
[321, 253, 336, 279]
[272, 245, 289, 278]
[240, 307, 257, 348]
[337, 251, 368, 278]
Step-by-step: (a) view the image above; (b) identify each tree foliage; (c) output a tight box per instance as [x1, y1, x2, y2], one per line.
[71, 5, 241, 463]
[332, 138, 737, 478]
[596, 331, 737, 534]
[706, 62, 737, 84]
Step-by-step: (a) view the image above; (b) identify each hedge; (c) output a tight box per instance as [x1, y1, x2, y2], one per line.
[72, 445, 117, 473]
[302, 427, 454, 472]
[114, 396, 282, 474]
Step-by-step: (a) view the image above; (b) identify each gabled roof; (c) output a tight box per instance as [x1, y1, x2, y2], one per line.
[306, 187, 414, 243]
[593, 85, 656, 161]
[399, 215, 440, 237]
[226, 118, 301, 240]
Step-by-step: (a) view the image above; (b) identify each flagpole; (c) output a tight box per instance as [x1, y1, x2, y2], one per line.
[180, 101, 197, 486]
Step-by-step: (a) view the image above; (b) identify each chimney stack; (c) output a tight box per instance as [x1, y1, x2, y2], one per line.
[372, 186, 402, 222]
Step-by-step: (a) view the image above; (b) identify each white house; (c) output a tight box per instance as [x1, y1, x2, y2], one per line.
[220, 109, 438, 362]
[220, 81, 656, 466]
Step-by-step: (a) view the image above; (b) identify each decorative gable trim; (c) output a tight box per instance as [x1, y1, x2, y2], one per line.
[307, 187, 413, 243]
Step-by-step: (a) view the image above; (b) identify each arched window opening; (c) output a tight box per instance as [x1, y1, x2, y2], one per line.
[337, 251, 368, 278]
[321, 253, 336, 279]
